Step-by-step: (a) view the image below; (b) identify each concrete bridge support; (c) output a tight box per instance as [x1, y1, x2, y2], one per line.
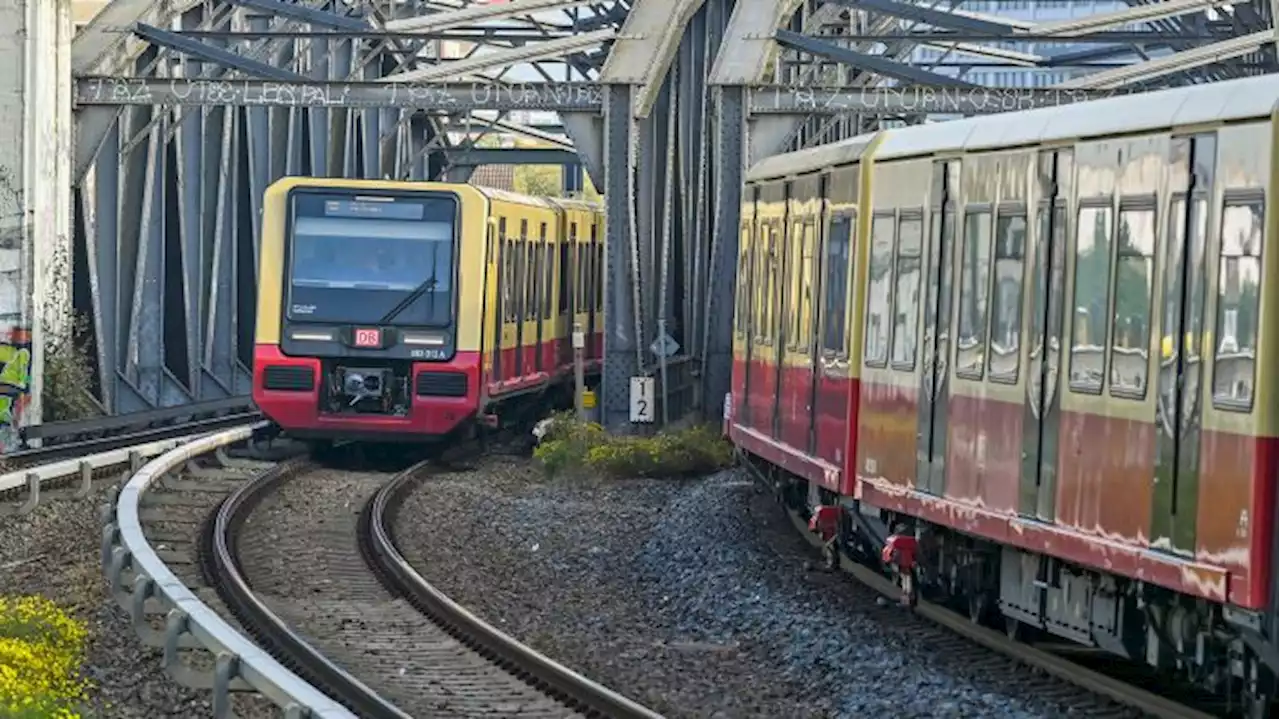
[0, 0, 74, 448]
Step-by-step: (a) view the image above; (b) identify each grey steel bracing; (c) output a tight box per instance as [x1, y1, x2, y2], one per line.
[72, 0, 627, 416]
[601, 83, 639, 431]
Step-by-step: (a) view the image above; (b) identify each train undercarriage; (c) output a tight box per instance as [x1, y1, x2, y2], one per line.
[743, 452, 1278, 719]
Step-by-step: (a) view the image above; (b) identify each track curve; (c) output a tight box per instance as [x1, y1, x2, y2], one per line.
[207, 457, 664, 719]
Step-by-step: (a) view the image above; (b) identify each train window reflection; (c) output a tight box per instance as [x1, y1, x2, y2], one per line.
[1212, 197, 1264, 411]
[822, 214, 853, 354]
[891, 214, 922, 369]
[956, 210, 992, 379]
[1109, 206, 1156, 398]
[289, 207, 455, 326]
[1069, 205, 1113, 393]
[864, 213, 896, 367]
[988, 212, 1026, 382]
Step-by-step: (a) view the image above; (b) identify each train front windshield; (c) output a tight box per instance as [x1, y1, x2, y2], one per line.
[287, 193, 457, 327]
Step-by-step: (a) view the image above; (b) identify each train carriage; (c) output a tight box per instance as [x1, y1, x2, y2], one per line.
[252, 178, 603, 444]
[729, 75, 1278, 714]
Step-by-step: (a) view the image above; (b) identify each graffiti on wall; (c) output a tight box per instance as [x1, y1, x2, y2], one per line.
[0, 327, 31, 451]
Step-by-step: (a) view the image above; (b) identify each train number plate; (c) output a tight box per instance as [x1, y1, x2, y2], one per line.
[353, 328, 381, 348]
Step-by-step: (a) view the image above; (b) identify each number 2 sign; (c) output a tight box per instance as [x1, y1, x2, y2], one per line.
[629, 376, 654, 424]
[354, 328, 381, 348]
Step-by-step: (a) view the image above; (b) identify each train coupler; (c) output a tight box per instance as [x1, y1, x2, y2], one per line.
[809, 505, 843, 571]
[481, 413, 500, 429]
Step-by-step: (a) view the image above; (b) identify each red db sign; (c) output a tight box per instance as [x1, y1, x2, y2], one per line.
[354, 328, 381, 348]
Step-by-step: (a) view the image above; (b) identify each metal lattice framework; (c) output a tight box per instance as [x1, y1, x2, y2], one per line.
[65, 0, 1276, 429]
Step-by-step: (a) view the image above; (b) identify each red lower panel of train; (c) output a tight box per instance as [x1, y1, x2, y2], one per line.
[252, 345, 481, 441]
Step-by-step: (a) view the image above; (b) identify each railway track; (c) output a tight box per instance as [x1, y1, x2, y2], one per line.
[99, 425, 663, 718]
[743, 461, 1220, 719]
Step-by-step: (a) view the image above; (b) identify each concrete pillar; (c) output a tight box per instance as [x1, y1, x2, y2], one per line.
[0, 0, 73, 448]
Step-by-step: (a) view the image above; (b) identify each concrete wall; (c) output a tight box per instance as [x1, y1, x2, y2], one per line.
[0, 0, 73, 448]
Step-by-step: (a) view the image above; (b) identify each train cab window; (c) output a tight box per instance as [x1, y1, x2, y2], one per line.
[541, 224, 553, 320]
[1109, 204, 1157, 398]
[988, 211, 1027, 383]
[891, 212, 923, 369]
[1211, 195, 1265, 411]
[864, 213, 896, 366]
[1069, 204, 1114, 393]
[956, 209, 993, 379]
[822, 213, 854, 354]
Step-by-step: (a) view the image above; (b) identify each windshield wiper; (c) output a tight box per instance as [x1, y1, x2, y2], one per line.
[378, 277, 437, 324]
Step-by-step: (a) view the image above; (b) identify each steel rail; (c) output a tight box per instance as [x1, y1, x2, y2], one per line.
[104, 424, 354, 718]
[367, 467, 666, 719]
[5, 410, 262, 469]
[207, 460, 412, 719]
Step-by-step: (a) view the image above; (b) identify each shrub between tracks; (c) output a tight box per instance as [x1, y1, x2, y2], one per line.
[533, 412, 733, 479]
[0, 595, 89, 718]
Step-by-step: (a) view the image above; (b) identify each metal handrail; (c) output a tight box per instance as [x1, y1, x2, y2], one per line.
[104, 423, 355, 718]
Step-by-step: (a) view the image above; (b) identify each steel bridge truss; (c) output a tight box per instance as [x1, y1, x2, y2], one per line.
[68, 0, 1276, 428]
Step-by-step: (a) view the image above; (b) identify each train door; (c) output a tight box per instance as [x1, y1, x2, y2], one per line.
[587, 223, 600, 361]
[514, 220, 530, 379]
[1149, 133, 1214, 554]
[915, 162, 957, 494]
[805, 174, 830, 453]
[491, 217, 508, 383]
[533, 222, 547, 373]
[771, 183, 793, 439]
[1018, 150, 1073, 519]
[739, 188, 757, 423]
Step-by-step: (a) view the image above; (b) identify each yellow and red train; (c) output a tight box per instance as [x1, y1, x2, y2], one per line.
[728, 74, 1277, 714]
[252, 179, 604, 445]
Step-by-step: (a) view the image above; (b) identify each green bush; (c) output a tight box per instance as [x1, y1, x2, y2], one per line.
[42, 314, 102, 423]
[532, 412, 733, 479]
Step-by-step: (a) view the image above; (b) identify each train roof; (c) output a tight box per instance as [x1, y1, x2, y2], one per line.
[745, 73, 1279, 182]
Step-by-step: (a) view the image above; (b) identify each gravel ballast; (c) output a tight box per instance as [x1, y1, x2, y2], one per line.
[396, 459, 1128, 719]
[0, 482, 220, 718]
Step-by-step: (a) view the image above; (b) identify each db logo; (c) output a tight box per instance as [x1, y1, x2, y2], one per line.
[354, 328, 381, 348]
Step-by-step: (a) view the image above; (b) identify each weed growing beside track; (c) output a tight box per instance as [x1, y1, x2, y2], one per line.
[0, 595, 89, 718]
[533, 412, 733, 479]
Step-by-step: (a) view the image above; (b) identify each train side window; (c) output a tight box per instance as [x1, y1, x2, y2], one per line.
[988, 210, 1027, 383]
[1109, 203, 1157, 398]
[1211, 195, 1264, 411]
[555, 227, 570, 312]
[1068, 204, 1114, 393]
[864, 212, 896, 367]
[754, 222, 770, 344]
[891, 211, 923, 370]
[956, 209, 993, 379]
[789, 221, 812, 350]
[541, 224, 553, 321]
[736, 222, 752, 337]
[822, 213, 853, 354]
[524, 222, 538, 322]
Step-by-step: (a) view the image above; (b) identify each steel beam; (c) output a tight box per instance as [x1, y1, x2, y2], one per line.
[1036, 0, 1252, 37]
[600, 0, 709, 118]
[1056, 28, 1276, 87]
[384, 0, 600, 33]
[225, 0, 369, 30]
[380, 28, 616, 82]
[774, 29, 981, 87]
[445, 148, 581, 165]
[829, 0, 1022, 35]
[750, 84, 1153, 114]
[132, 24, 308, 81]
[72, 0, 198, 75]
[709, 0, 801, 84]
[75, 77, 606, 111]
